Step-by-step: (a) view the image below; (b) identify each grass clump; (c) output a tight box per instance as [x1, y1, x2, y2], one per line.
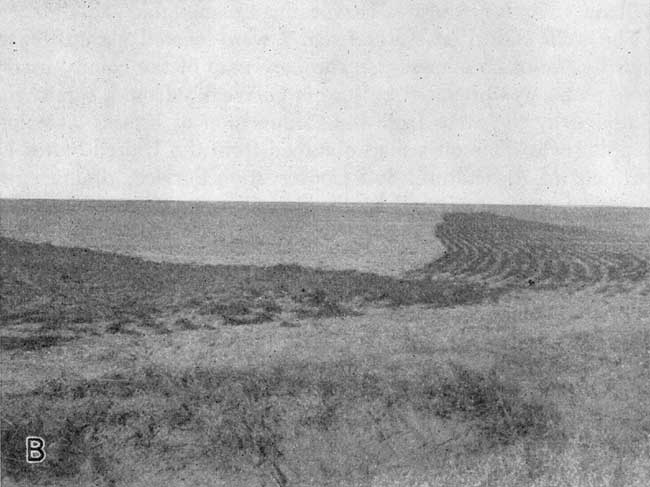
[197, 298, 278, 325]
[435, 363, 560, 445]
[222, 311, 275, 326]
[200, 386, 289, 485]
[293, 288, 349, 318]
[198, 299, 250, 316]
[173, 317, 200, 330]
[106, 318, 131, 334]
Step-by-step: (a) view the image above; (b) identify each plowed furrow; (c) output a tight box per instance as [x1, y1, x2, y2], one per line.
[415, 212, 649, 291]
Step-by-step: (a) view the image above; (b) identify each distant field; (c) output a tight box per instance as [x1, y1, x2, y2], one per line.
[485, 205, 650, 244]
[3, 200, 648, 276]
[1, 211, 649, 486]
[0, 200, 446, 275]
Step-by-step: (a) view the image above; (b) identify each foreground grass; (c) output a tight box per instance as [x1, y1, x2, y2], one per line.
[2, 287, 649, 486]
[1, 360, 559, 486]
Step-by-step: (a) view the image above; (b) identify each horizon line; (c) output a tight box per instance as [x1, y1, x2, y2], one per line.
[1, 196, 648, 210]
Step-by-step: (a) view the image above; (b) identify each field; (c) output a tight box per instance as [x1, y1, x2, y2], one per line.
[1, 211, 649, 486]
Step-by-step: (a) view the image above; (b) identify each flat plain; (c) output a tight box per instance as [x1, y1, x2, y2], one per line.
[1, 205, 649, 486]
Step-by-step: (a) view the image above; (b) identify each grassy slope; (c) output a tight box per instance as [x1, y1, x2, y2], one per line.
[1, 212, 649, 486]
[0, 234, 494, 333]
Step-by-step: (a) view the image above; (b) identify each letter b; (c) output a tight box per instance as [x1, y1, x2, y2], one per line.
[26, 436, 46, 463]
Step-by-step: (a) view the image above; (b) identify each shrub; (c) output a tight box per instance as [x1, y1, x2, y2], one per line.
[174, 317, 200, 330]
[106, 319, 129, 334]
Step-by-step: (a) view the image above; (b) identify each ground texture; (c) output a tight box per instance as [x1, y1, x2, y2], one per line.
[1, 212, 649, 486]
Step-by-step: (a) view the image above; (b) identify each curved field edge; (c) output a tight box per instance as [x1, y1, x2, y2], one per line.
[2, 212, 648, 337]
[410, 212, 649, 288]
[0, 236, 493, 335]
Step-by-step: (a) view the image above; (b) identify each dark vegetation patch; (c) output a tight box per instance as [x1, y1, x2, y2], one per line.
[0, 334, 73, 351]
[198, 299, 251, 316]
[106, 319, 130, 334]
[293, 288, 351, 318]
[222, 311, 275, 326]
[1, 361, 560, 485]
[173, 317, 201, 330]
[139, 316, 170, 333]
[437, 363, 558, 443]
[0, 236, 499, 330]
[279, 320, 300, 328]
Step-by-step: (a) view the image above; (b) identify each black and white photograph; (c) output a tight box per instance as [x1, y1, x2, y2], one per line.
[1, 1, 649, 485]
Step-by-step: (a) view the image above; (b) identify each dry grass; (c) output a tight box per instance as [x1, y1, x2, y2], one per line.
[1, 359, 559, 485]
[2, 286, 648, 486]
[1, 212, 649, 486]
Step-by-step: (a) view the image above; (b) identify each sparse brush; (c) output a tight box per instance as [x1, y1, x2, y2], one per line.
[174, 317, 200, 330]
[199, 299, 251, 316]
[140, 316, 170, 333]
[293, 288, 353, 318]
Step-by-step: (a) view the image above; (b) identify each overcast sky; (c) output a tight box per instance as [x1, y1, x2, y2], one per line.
[1, 0, 649, 206]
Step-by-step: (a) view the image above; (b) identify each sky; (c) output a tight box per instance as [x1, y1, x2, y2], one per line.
[1, 0, 649, 206]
